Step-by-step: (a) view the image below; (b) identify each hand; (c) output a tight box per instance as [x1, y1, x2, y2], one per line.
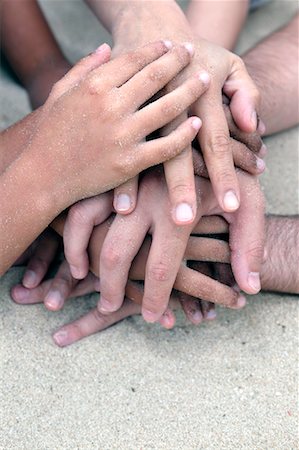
[12, 229, 61, 286]
[11, 257, 218, 347]
[27, 41, 206, 210]
[111, 5, 261, 222]
[57, 164, 263, 323]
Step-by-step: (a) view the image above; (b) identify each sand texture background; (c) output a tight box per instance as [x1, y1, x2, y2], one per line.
[0, 1, 298, 449]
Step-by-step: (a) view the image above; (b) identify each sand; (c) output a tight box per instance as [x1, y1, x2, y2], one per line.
[0, 1, 298, 449]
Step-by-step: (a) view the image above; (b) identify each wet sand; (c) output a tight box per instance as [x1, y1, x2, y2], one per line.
[0, 1, 298, 449]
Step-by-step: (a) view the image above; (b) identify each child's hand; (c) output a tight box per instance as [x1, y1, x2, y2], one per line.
[112, 15, 262, 222]
[29, 41, 207, 211]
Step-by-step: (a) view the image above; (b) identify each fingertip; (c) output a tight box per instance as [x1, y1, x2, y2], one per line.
[11, 285, 29, 303]
[159, 309, 176, 329]
[223, 190, 240, 212]
[22, 270, 38, 288]
[113, 193, 133, 214]
[69, 265, 87, 280]
[44, 291, 64, 311]
[191, 117, 202, 131]
[174, 202, 195, 225]
[52, 329, 71, 347]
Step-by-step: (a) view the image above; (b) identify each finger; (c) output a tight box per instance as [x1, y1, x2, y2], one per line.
[121, 42, 195, 108]
[192, 216, 229, 234]
[161, 112, 198, 226]
[179, 292, 203, 325]
[185, 237, 230, 262]
[11, 281, 52, 305]
[113, 176, 139, 215]
[142, 224, 191, 323]
[201, 301, 216, 321]
[22, 230, 60, 288]
[223, 57, 261, 133]
[184, 261, 216, 322]
[158, 308, 177, 329]
[196, 89, 240, 213]
[231, 138, 265, 175]
[135, 71, 209, 136]
[53, 298, 141, 347]
[64, 193, 113, 280]
[175, 264, 246, 309]
[44, 261, 79, 311]
[49, 43, 111, 101]
[94, 40, 171, 88]
[98, 212, 149, 314]
[223, 104, 263, 153]
[11, 272, 99, 305]
[135, 116, 202, 171]
[192, 149, 209, 178]
[226, 174, 265, 295]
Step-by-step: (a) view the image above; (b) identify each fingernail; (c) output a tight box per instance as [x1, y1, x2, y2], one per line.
[95, 43, 110, 54]
[236, 295, 246, 308]
[183, 42, 194, 56]
[223, 191, 239, 211]
[206, 309, 217, 320]
[98, 296, 114, 313]
[12, 285, 29, 302]
[248, 272, 261, 293]
[142, 309, 159, 323]
[53, 330, 69, 347]
[45, 291, 63, 310]
[256, 157, 266, 172]
[175, 202, 194, 223]
[115, 194, 131, 212]
[191, 117, 202, 131]
[251, 111, 257, 130]
[199, 71, 210, 84]
[259, 144, 267, 157]
[191, 310, 203, 324]
[163, 40, 172, 50]
[22, 270, 37, 288]
[70, 265, 84, 279]
[258, 119, 266, 135]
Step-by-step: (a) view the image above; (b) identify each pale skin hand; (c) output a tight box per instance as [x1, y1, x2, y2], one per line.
[1, 41, 206, 274]
[85, 0, 261, 220]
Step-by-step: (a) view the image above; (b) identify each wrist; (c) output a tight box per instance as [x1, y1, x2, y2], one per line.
[112, 1, 193, 50]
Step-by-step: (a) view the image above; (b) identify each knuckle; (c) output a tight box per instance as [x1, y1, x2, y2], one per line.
[208, 132, 230, 156]
[173, 46, 189, 67]
[147, 66, 168, 83]
[168, 181, 195, 198]
[143, 294, 167, 314]
[68, 203, 91, 227]
[147, 263, 170, 282]
[245, 241, 264, 262]
[101, 244, 122, 270]
[126, 51, 147, 70]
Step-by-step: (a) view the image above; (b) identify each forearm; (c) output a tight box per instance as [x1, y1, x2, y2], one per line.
[260, 215, 299, 294]
[85, 0, 193, 48]
[186, 0, 250, 51]
[0, 110, 40, 173]
[242, 13, 299, 135]
[0, 144, 64, 275]
[1, 0, 66, 87]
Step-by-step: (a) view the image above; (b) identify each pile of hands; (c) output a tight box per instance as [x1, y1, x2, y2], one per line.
[11, 14, 267, 346]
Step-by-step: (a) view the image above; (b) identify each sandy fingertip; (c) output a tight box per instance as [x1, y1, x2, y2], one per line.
[191, 117, 202, 131]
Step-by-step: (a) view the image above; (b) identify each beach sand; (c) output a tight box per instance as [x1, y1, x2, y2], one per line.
[0, 1, 298, 449]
